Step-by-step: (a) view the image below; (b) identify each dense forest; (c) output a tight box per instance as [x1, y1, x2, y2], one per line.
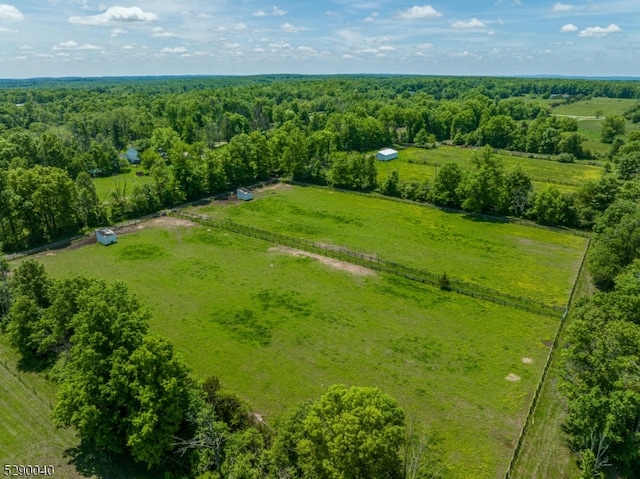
[1, 75, 640, 252]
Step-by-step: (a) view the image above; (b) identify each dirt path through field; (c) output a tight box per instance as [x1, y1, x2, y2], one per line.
[269, 246, 376, 277]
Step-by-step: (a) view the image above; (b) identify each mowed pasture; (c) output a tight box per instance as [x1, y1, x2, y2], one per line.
[375, 146, 603, 190]
[193, 185, 588, 307]
[34, 215, 561, 478]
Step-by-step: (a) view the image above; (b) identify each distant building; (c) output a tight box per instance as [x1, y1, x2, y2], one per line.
[96, 228, 117, 246]
[237, 187, 253, 201]
[125, 147, 140, 164]
[376, 148, 398, 161]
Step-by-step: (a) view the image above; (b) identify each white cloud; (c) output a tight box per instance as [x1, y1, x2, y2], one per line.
[578, 24, 621, 37]
[418, 42, 434, 49]
[254, 6, 286, 17]
[150, 27, 176, 38]
[233, 23, 247, 31]
[110, 28, 127, 37]
[269, 41, 290, 49]
[52, 40, 100, 51]
[298, 46, 316, 54]
[122, 44, 135, 50]
[69, 6, 158, 26]
[364, 13, 378, 23]
[0, 4, 24, 22]
[282, 22, 302, 33]
[398, 5, 442, 20]
[161, 47, 187, 54]
[552, 3, 572, 12]
[0, 26, 17, 33]
[452, 18, 486, 29]
[561, 23, 578, 32]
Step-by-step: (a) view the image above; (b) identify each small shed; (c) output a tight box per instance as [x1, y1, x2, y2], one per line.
[96, 228, 117, 246]
[376, 148, 398, 161]
[125, 147, 140, 164]
[237, 187, 253, 201]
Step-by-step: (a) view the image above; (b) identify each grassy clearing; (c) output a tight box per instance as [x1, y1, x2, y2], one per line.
[193, 185, 588, 307]
[548, 97, 637, 117]
[375, 146, 603, 189]
[93, 168, 152, 201]
[33, 218, 560, 478]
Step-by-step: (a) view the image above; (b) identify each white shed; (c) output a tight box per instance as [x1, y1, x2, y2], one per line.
[96, 228, 117, 246]
[376, 148, 398, 161]
[237, 187, 253, 201]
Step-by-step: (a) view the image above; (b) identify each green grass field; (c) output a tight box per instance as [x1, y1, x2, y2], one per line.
[93, 168, 153, 201]
[545, 97, 640, 155]
[375, 146, 603, 190]
[32, 216, 561, 478]
[193, 185, 588, 307]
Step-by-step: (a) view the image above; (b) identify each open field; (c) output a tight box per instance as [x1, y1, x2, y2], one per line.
[93, 168, 153, 201]
[375, 146, 603, 190]
[32, 216, 562, 478]
[192, 185, 588, 307]
[546, 97, 637, 117]
[545, 97, 640, 155]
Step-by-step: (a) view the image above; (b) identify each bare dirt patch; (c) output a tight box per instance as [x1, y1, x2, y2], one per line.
[147, 216, 197, 229]
[522, 357, 534, 364]
[506, 373, 521, 382]
[257, 182, 291, 193]
[269, 246, 376, 277]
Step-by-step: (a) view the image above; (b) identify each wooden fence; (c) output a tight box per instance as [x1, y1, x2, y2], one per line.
[502, 236, 591, 478]
[171, 210, 566, 318]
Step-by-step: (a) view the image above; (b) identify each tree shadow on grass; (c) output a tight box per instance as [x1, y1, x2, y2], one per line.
[16, 355, 55, 374]
[461, 212, 511, 224]
[63, 442, 156, 479]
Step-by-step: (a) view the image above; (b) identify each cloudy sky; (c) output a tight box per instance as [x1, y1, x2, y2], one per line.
[0, 0, 637, 78]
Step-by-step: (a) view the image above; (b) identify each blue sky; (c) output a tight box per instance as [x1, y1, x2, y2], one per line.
[0, 0, 638, 78]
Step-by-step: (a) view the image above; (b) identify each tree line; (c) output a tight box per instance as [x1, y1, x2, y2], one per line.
[0, 260, 443, 478]
[560, 137, 640, 478]
[2, 74, 638, 251]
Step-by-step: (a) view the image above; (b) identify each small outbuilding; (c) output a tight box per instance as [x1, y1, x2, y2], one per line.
[96, 228, 117, 246]
[125, 147, 141, 164]
[237, 187, 253, 201]
[376, 148, 398, 161]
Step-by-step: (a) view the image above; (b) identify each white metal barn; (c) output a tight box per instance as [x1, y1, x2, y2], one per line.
[376, 148, 398, 161]
[96, 228, 117, 246]
[237, 187, 254, 201]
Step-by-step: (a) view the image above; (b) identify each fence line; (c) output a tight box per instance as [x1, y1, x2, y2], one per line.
[171, 210, 565, 318]
[283, 180, 592, 239]
[503, 236, 591, 479]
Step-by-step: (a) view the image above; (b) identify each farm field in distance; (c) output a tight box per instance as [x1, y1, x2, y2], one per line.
[192, 184, 588, 307]
[375, 146, 604, 191]
[35, 213, 560, 478]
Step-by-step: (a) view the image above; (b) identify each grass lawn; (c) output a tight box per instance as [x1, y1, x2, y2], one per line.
[33, 218, 561, 478]
[93, 168, 153, 201]
[193, 185, 588, 307]
[375, 146, 603, 189]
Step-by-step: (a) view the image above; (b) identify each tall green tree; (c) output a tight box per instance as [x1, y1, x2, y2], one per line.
[297, 384, 405, 479]
[459, 146, 505, 213]
[601, 115, 626, 143]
